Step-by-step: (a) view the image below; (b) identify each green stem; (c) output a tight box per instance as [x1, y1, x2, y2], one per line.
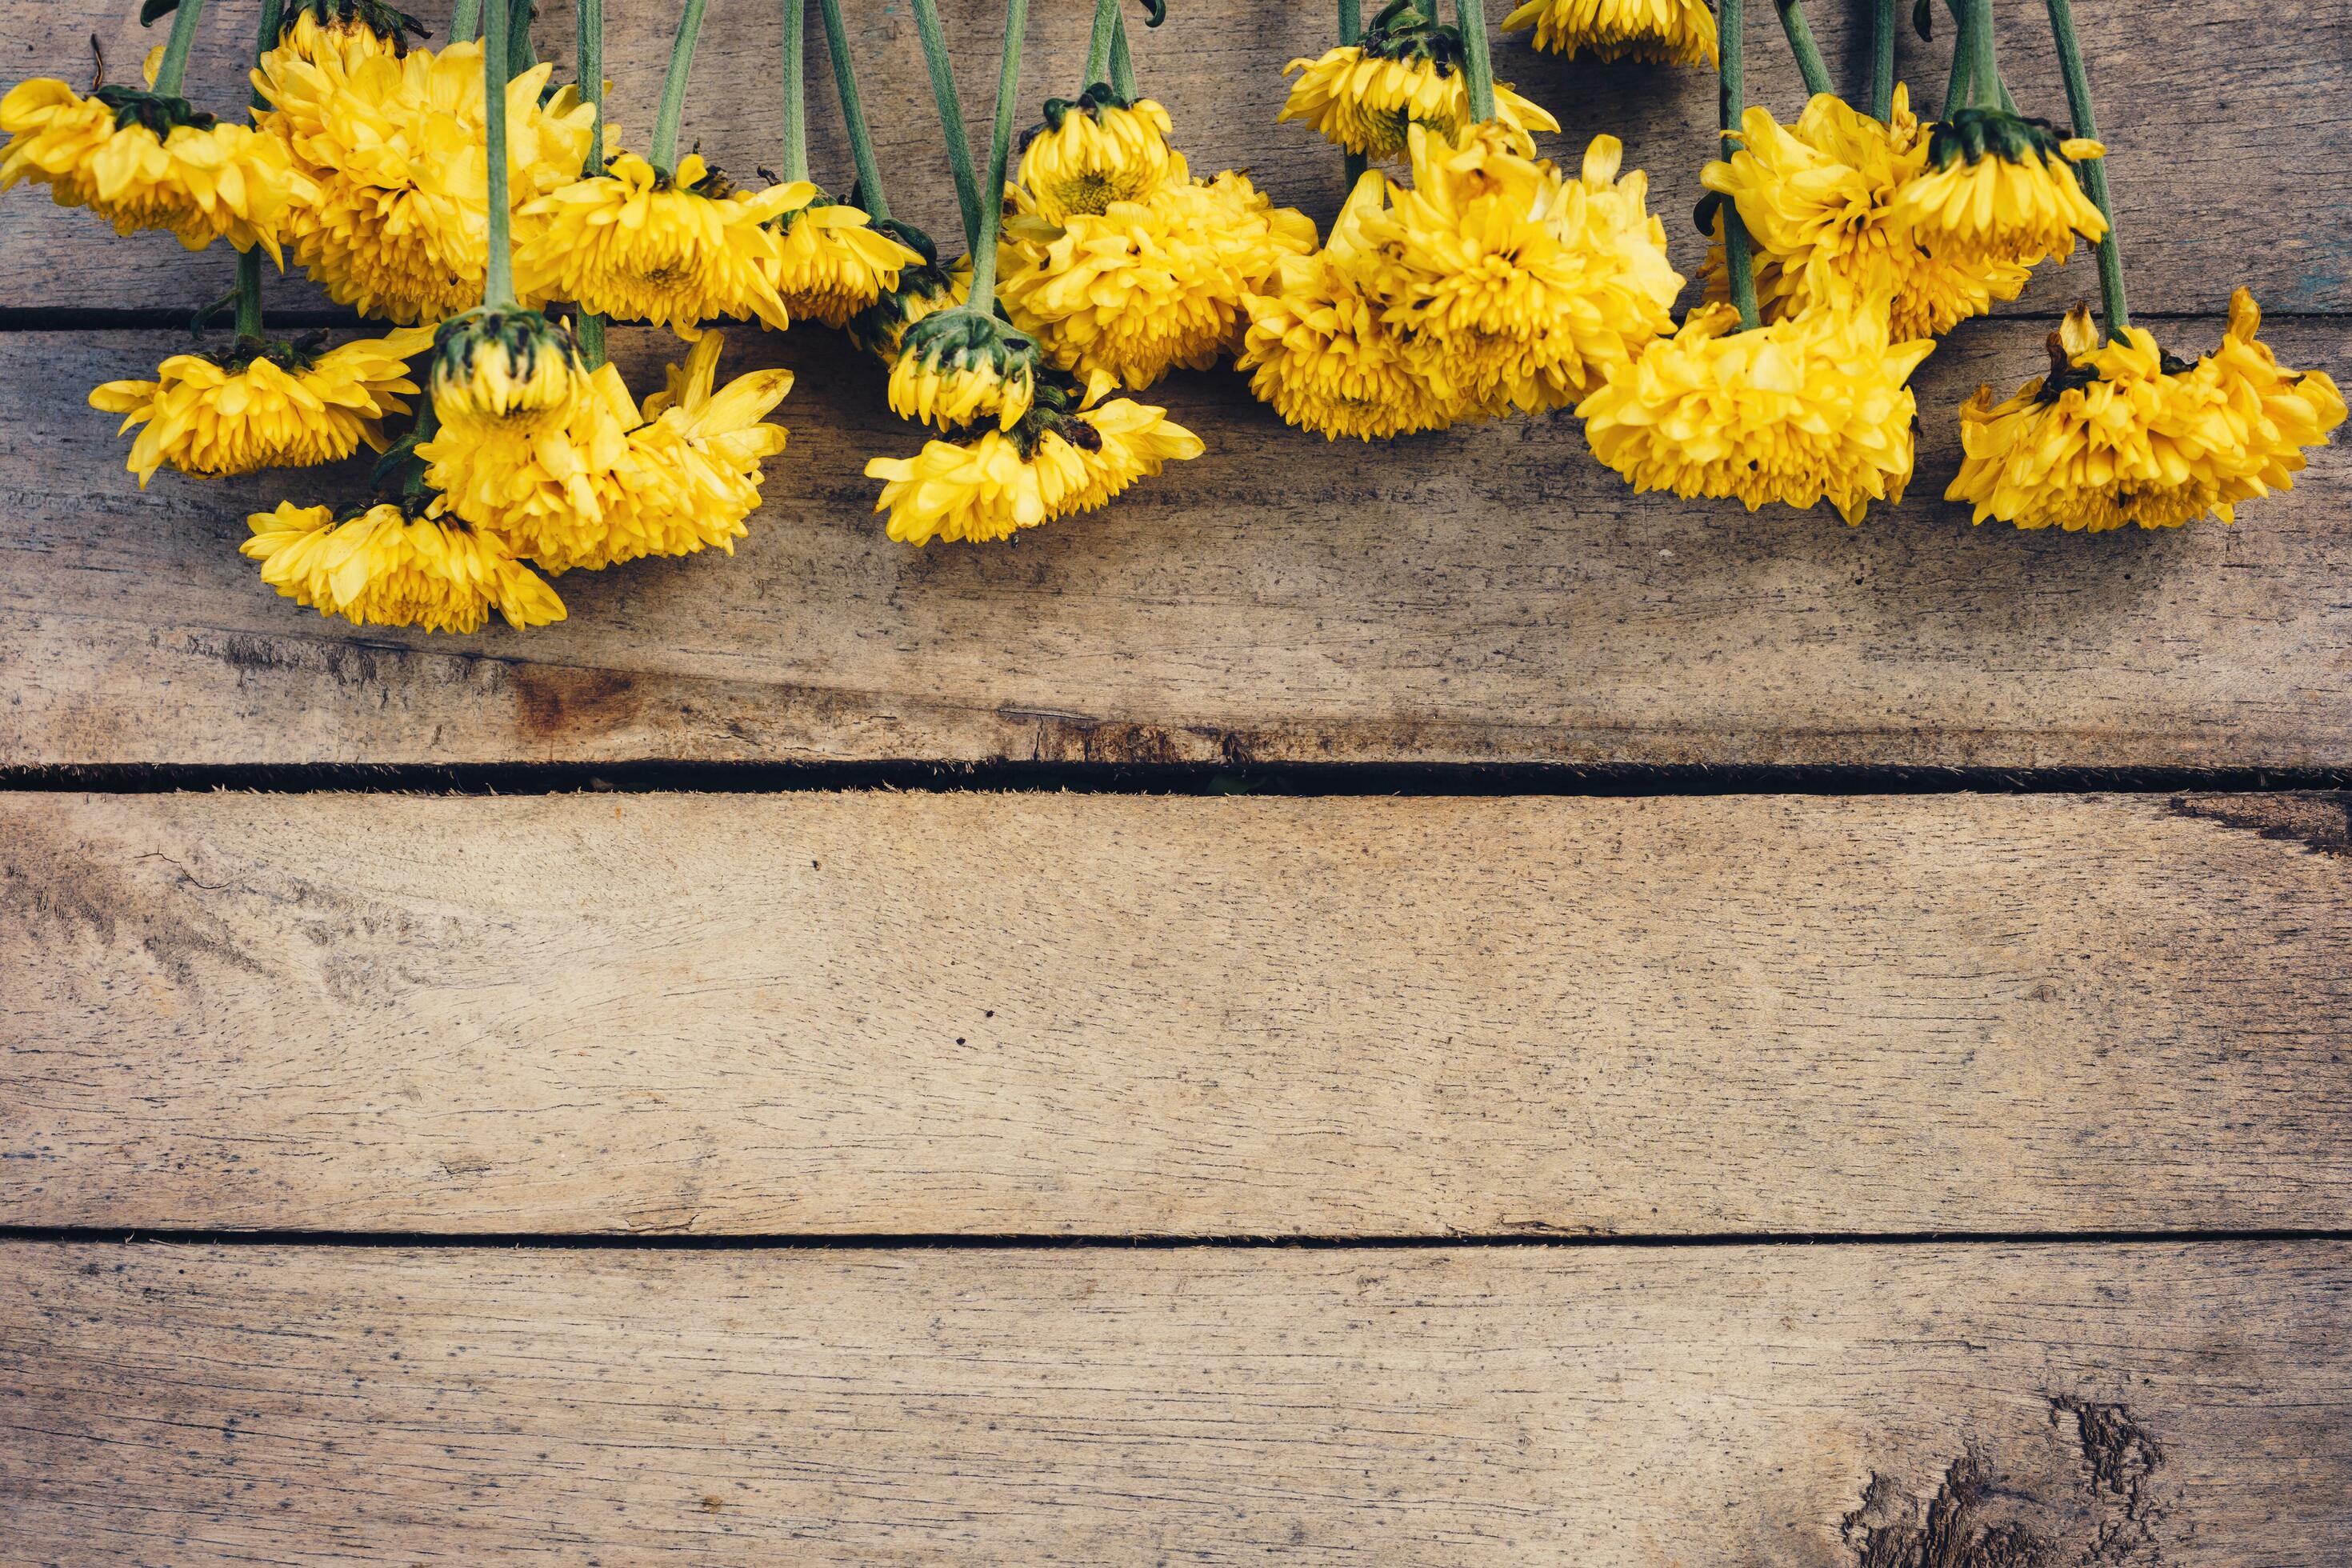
[1718, 0, 1758, 330]
[1961, 0, 1998, 111]
[779, 0, 807, 181]
[577, 0, 606, 367]
[451, 0, 482, 41]
[1455, 0, 1496, 122]
[1774, 0, 1833, 98]
[1869, 0, 1895, 118]
[1086, 0, 1117, 86]
[482, 0, 515, 306]
[815, 0, 890, 219]
[1110, 8, 1137, 98]
[911, 0, 982, 250]
[2043, 0, 2126, 338]
[965, 0, 1027, 310]
[234, 246, 263, 337]
[150, 0, 206, 98]
[1940, 13, 1970, 115]
[248, 0, 282, 110]
[1941, 0, 2014, 111]
[509, 0, 537, 77]
[1339, 0, 1366, 186]
[649, 0, 710, 178]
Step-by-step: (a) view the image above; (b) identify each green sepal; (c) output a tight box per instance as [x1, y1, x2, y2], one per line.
[92, 84, 216, 135]
[274, 0, 430, 46]
[138, 0, 179, 26]
[1911, 0, 1933, 39]
[1926, 106, 2082, 169]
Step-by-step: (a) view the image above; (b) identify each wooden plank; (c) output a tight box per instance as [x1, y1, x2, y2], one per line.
[3, 0, 2345, 316]
[6, 788, 2349, 1236]
[2, 1240, 2346, 1563]
[4, 318, 2348, 769]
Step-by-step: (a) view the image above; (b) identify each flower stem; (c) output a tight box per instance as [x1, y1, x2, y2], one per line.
[2043, 0, 2126, 338]
[577, 0, 606, 367]
[1110, 9, 1137, 98]
[234, 245, 264, 338]
[1718, 0, 1760, 330]
[151, 0, 207, 98]
[1455, 0, 1497, 123]
[649, 0, 710, 178]
[1870, 0, 1895, 118]
[509, 0, 537, 78]
[481, 0, 516, 307]
[778, 0, 808, 181]
[1774, 0, 1833, 98]
[964, 0, 1028, 310]
[1338, 0, 1366, 186]
[815, 0, 890, 220]
[911, 0, 982, 250]
[1960, 0, 1998, 112]
[1086, 0, 1117, 86]
[1941, 0, 2015, 111]
[451, 0, 482, 41]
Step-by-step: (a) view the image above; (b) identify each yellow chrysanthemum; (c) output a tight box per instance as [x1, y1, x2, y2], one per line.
[847, 254, 972, 364]
[423, 330, 793, 573]
[254, 41, 596, 322]
[515, 153, 808, 336]
[888, 312, 1039, 433]
[1948, 295, 2346, 532]
[1360, 125, 1682, 414]
[1891, 108, 2106, 268]
[1502, 0, 1718, 66]
[431, 306, 585, 434]
[0, 78, 310, 261]
[766, 198, 923, 328]
[1699, 87, 2028, 339]
[242, 500, 565, 632]
[1238, 174, 1458, 441]
[865, 377, 1202, 546]
[1579, 300, 1936, 524]
[1015, 91, 1178, 224]
[88, 326, 429, 486]
[258, 6, 414, 77]
[998, 170, 1317, 390]
[1279, 46, 1559, 162]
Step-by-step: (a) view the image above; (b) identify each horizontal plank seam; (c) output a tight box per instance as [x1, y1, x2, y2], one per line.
[6, 762, 2350, 797]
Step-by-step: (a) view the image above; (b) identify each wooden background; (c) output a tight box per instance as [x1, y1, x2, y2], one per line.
[3, 0, 2349, 1561]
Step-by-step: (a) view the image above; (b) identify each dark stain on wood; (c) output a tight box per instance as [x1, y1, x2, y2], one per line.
[2172, 792, 2352, 858]
[511, 665, 644, 743]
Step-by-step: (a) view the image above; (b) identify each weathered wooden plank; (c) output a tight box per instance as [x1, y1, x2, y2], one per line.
[2, 1241, 2345, 1563]
[4, 318, 2348, 768]
[6, 789, 2348, 1235]
[2, 0, 2344, 316]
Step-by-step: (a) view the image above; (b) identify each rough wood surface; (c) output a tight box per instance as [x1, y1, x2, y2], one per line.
[7, 788, 2349, 1236]
[4, 318, 2346, 768]
[3, 0, 2345, 317]
[2, 1240, 2346, 1564]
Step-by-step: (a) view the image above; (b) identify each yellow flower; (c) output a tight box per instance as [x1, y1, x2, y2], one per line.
[515, 153, 808, 336]
[258, 2, 422, 75]
[1502, 0, 1718, 66]
[0, 78, 310, 261]
[1579, 300, 1936, 524]
[888, 310, 1040, 433]
[998, 170, 1317, 390]
[1015, 90, 1179, 223]
[1360, 126, 1683, 414]
[89, 326, 430, 486]
[1948, 296, 2346, 531]
[767, 198, 923, 328]
[1892, 108, 2106, 268]
[431, 306, 585, 432]
[423, 330, 793, 573]
[242, 500, 565, 632]
[254, 40, 596, 322]
[1053, 384, 1208, 515]
[1279, 45, 1559, 162]
[1238, 174, 1458, 441]
[1699, 87, 2028, 339]
[847, 254, 971, 365]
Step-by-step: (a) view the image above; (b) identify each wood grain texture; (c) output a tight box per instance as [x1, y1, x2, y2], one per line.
[7, 788, 2349, 1235]
[3, 1241, 2346, 1564]
[5, 318, 2348, 768]
[3, 0, 2346, 317]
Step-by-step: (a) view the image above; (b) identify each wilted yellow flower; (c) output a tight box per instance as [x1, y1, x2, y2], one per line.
[1279, 45, 1558, 162]
[242, 500, 564, 632]
[1238, 174, 1458, 441]
[998, 170, 1316, 390]
[1893, 108, 2106, 268]
[431, 306, 584, 432]
[1949, 295, 2346, 531]
[89, 326, 429, 486]
[254, 40, 596, 322]
[767, 198, 923, 327]
[1362, 126, 1683, 414]
[1699, 86, 2028, 339]
[1580, 300, 1935, 524]
[1502, 0, 1718, 66]
[1016, 90, 1178, 223]
[515, 153, 808, 335]
[889, 311, 1039, 432]
[0, 78, 310, 261]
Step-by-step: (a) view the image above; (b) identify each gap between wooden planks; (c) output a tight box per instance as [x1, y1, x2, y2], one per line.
[5, 316, 2349, 770]
[2, 1239, 2346, 1565]
[6, 788, 2347, 1236]
[3, 0, 2342, 316]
